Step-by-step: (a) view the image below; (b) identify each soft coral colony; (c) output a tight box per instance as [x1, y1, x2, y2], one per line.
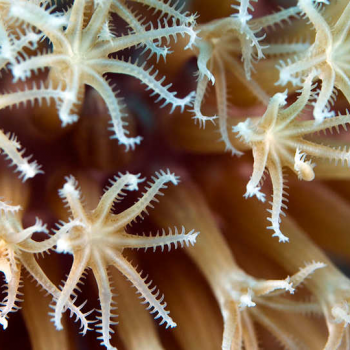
[0, 0, 350, 349]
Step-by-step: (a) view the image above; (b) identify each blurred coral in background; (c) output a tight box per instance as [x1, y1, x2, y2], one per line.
[1, 0, 350, 349]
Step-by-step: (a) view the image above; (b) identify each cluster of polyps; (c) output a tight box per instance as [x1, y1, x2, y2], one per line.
[1, 0, 350, 349]
[0, 0, 197, 175]
[0, 170, 198, 350]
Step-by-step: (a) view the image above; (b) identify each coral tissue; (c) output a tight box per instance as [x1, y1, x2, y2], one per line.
[1, 0, 350, 349]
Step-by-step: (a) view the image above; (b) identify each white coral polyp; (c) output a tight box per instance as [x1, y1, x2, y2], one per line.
[51, 170, 197, 349]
